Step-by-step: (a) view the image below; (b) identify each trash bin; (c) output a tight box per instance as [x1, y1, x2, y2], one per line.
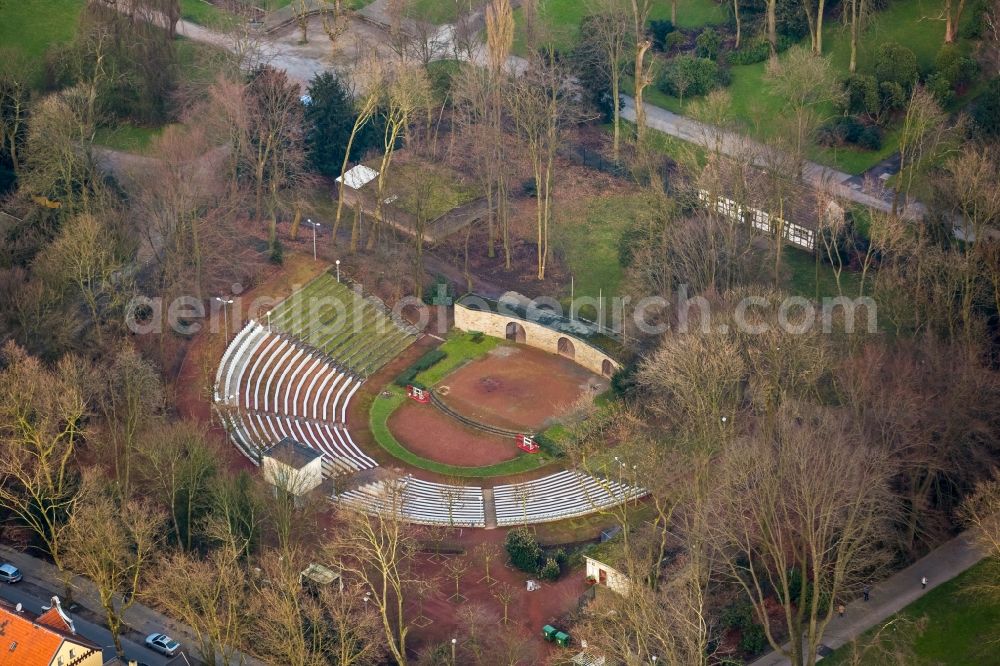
[555, 631, 571, 647]
[542, 625, 558, 642]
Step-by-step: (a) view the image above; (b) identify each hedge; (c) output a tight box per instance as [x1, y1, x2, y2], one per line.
[394, 349, 447, 387]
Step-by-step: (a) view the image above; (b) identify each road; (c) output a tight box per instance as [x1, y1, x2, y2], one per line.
[748, 529, 985, 665]
[0, 580, 181, 665]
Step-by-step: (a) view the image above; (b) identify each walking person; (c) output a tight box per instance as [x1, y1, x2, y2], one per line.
[921, 576, 928, 590]
[837, 603, 846, 618]
[863, 585, 870, 602]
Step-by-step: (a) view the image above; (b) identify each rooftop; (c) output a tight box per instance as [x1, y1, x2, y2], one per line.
[0, 598, 99, 666]
[263, 437, 322, 469]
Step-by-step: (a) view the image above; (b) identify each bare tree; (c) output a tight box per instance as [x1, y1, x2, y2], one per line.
[894, 86, 952, 215]
[491, 581, 516, 624]
[710, 405, 897, 666]
[628, 0, 654, 142]
[0, 50, 30, 176]
[444, 555, 471, 599]
[586, 0, 631, 160]
[944, 0, 969, 43]
[474, 541, 501, 583]
[331, 478, 420, 665]
[0, 343, 88, 578]
[65, 490, 165, 658]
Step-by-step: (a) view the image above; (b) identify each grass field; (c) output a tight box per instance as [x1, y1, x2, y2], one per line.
[414, 332, 501, 386]
[0, 0, 83, 84]
[512, 0, 725, 54]
[552, 192, 662, 304]
[369, 385, 554, 477]
[93, 123, 168, 152]
[825, 561, 1000, 665]
[628, 0, 981, 175]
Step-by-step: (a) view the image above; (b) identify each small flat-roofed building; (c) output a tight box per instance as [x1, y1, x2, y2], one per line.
[262, 437, 323, 498]
[300, 563, 343, 593]
[584, 536, 631, 596]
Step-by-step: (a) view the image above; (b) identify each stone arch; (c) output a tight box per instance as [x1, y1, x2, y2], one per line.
[557, 336, 576, 360]
[505, 321, 526, 343]
[602, 359, 614, 377]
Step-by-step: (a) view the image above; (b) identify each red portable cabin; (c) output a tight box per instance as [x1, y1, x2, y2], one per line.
[516, 434, 540, 453]
[407, 385, 431, 404]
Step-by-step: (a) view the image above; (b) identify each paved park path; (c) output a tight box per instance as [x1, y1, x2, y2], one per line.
[748, 530, 985, 665]
[621, 95, 925, 220]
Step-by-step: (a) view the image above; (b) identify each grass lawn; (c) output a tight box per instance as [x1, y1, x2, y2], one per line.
[512, 0, 725, 55]
[180, 0, 239, 28]
[782, 246, 863, 300]
[824, 561, 1000, 665]
[552, 192, 661, 305]
[0, 0, 83, 85]
[414, 331, 501, 386]
[369, 385, 555, 477]
[93, 123, 169, 152]
[406, 0, 482, 24]
[629, 0, 981, 175]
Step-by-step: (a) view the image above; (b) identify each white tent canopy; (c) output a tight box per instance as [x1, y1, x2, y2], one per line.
[336, 164, 379, 190]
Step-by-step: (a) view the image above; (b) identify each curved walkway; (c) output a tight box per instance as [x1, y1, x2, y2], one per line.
[749, 530, 985, 665]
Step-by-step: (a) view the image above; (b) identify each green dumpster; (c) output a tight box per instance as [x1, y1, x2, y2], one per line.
[555, 631, 571, 647]
[542, 625, 558, 641]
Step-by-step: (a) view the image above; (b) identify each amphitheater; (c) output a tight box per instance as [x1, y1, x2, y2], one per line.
[214, 271, 646, 528]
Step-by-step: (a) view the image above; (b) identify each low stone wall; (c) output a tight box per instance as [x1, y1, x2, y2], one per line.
[454, 303, 619, 377]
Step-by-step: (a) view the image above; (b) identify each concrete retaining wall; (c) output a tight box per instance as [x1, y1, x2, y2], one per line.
[454, 303, 619, 377]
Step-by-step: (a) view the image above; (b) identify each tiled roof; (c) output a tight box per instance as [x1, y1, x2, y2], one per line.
[0, 602, 98, 666]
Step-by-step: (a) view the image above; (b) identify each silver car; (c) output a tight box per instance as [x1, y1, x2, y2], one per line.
[144, 633, 181, 656]
[0, 563, 22, 584]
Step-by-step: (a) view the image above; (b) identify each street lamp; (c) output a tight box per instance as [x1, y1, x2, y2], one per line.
[451, 638, 457, 665]
[306, 218, 322, 261]
[214, 297, 234, 338]
[266, 310, 272, 333]
[335, 259, 341, 283]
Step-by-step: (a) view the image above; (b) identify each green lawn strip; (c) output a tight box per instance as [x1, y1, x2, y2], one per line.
[405, 0, 468, 24]
[369, 386, 553, 477]
[93, 123, 168, 153]
[511, 0, 725, 55]
[179, 0, 237, 28]
[823, 560, 1000, 665]
[413, 332, 501, 387]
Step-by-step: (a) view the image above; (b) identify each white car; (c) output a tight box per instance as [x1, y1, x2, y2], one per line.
[144, 633, 181, 656]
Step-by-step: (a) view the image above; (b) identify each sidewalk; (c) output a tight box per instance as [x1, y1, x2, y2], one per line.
[0, 544, 264, 666]
[749, 530, 985, 665]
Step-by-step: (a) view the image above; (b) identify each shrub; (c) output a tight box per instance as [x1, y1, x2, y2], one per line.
[935, 44, 979, 90]
[539, 558, 561, 581]
[657, 55, 723, 100]
[972, 78, 1000, 138]
[856, 126, 882, 150]
[739, 623, 767, 655]
[649, 19, 675, 51]
[269, 239, 283, 265]
[844, 74, 879, 117]
[873, 42, 918, 91]
[695, 28, 722, 60]
[664, 30, 687, 52]
[505, 527, 543, 573]
[926, 71, 955, 106]
[729, 34, 794, 65]
[878, 81, 906, 115]
[394, 349, 447, 387]
[721, 601, 756, 630]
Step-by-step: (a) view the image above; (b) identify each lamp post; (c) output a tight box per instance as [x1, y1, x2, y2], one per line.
[306, 218, 322, 261]
[214, 297, 234, 338]
[451, 638, 457, 665]
[336, 259, 341, 283]
[266, 310, 272, 333]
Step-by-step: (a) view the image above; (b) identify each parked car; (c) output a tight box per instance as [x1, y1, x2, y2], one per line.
[144, 633, 181, 656]
[0, 563, 22, 584]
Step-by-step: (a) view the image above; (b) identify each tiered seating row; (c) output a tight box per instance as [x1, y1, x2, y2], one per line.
[493, 471, 647, 526]
[337, 477, 486, 527]
[215, 321, 374, 475]
[265, 272, 418, 376]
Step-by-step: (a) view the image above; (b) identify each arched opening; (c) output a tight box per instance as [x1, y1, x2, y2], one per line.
[557, 337, 575, 360]
[602, 359, 613, 377]
[505, 321, 526, 343]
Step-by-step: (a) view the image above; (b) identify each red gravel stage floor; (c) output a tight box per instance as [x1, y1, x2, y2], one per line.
[388, 401, 520, 467]
[434, 344, 608, 432]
